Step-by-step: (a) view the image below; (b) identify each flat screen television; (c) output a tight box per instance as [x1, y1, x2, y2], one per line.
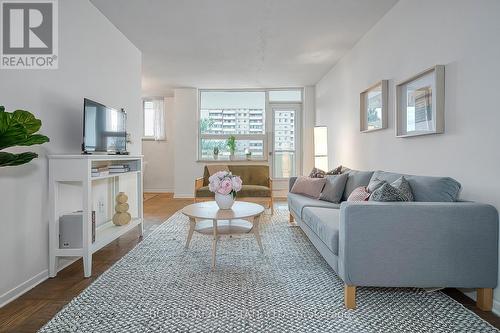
[82, 98, 127, 154]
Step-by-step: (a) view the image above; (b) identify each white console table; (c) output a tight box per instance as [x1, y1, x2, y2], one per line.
[48, 154, 143, 278]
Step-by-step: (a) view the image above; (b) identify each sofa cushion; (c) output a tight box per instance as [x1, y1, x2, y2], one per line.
[319, 174, 348, 203]
[369, 171, 461, 202]
[288, 193, 340, 219]
[342, 170, 375, 201]
[369, 182, 410, 202]
[196, 185, 271, 198]
[309, 167, 326, 178]
[302, 207, 340, 255]
[228, 165, 269, 187]
[347, 186, 371, 201]
[290, 176, 326, 199]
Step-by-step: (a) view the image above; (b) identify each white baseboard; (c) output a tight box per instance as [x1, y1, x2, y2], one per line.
[173, 193, 194, 199]
[144, 188, 174, 193]
[0, 258, 77, 308]
[0, 270, 47, 308]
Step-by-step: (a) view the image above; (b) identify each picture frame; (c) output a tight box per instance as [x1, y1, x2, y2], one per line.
[396, 65, 445, 137]
[360, 80, 388, 133]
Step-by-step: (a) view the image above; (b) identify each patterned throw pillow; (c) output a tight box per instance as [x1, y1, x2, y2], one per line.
[326, 165, 343, 175]
[347, 186, 371, 201]
[392, 176, 414, 201]
[369, 176, 414, 202]
[309, 167, 326, 178]
[367, 178, 387, 193]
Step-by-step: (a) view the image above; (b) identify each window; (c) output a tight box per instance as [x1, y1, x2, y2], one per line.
[199, 91, 266, 160]
[269, 90, 302, 102]
[143, 98, 165, 140]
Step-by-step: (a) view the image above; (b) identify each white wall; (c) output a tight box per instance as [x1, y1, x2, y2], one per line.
[316, 0, 500, 312]
[142, 97, 175, 192]
[173, 88, 202, 197]
[0, 0, 142, 306]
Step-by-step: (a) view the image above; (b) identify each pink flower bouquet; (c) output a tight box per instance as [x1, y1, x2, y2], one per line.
[208, 171, 243, 198]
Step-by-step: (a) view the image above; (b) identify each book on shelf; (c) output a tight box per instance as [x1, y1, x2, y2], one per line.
[91, 166, 109, 172]
[91, 170, 110, 177]
[109, 164, 130, 169]
[109, 167, 131, 173]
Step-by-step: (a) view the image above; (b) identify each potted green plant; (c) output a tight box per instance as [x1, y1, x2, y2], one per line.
[0, 106, 50, 167]
[213, 146, 219, 160]
[226, 135, 236, 160]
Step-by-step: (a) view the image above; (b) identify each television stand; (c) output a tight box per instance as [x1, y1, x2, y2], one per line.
[48, 154, 143, 278]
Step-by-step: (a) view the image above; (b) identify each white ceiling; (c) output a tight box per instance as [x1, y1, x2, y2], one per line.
[90, 0, 398, 96]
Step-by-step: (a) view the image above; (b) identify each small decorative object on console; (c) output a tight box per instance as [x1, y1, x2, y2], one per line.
[208, 171, 243, 209]
[113, 192, 131, 226]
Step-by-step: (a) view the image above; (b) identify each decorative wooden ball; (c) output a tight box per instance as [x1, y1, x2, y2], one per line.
[115, 203, 129, 213]
[113, 192, 131, 226]
[116, 192, 128, 204]
[113, 212, 131, 226]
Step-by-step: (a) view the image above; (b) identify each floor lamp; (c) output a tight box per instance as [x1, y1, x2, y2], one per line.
[314, 126, 328, 171]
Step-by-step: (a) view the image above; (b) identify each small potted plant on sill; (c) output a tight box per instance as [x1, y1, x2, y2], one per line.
[244, 148, 252, 160]
[208, 171, 242, 209]
[226, 135, 236, 160]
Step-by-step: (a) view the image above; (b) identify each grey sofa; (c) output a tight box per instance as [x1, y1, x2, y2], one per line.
[288, 170, 498, 311]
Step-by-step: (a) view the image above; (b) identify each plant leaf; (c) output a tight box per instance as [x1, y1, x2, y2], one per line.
[0, 122, 28, 149]
[0, 106, 5, 113]
[11, 110, 41, 134]
[17, 134, 50, 146]
[0, 151, 38, 167]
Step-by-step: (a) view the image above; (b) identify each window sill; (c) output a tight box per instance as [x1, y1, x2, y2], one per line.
[142, 137, 167, 142]
[197, 157, 268, 163]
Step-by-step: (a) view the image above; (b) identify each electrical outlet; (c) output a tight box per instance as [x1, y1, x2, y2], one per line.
[97, 200, 105, 213]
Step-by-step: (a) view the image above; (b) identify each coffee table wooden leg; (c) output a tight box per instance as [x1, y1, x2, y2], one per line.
[185, 217, 196, 249]
[211, 219, 218, 270]
[253, 214, 264, 253]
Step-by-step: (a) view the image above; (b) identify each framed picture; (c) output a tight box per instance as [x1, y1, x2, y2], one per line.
[396, 65, 445, 137]
[360, 80, 388, 132]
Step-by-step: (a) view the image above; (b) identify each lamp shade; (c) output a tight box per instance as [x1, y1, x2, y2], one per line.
[313, 126, 328, 170]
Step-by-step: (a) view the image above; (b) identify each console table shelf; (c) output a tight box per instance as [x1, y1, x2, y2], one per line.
[48, 154, 143, 278]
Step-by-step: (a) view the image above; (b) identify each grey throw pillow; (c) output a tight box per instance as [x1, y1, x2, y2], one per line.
[367, 178, 387, 193]
[319, 173, 348, 203]
[370, 176, 414, 202]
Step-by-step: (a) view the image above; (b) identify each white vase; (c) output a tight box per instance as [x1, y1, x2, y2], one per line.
[215, 193, 234, 209]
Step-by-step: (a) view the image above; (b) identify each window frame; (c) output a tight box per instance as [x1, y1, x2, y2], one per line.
[197, 88, 303, 162]
[142, 97, 165, 141]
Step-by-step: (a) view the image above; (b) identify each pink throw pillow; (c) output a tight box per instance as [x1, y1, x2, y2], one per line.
[290, 176, 326, 199]
[347, 186, 370, 201]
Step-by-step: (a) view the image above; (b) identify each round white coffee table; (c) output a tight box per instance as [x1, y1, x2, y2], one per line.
[181, 201, 265, 269]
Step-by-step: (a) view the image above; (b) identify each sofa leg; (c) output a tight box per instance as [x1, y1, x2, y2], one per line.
[344, 285, 357, 310]
[289, 213, 294, 223]
[477, 288, 493, 311]
[270, 197, 274, 215]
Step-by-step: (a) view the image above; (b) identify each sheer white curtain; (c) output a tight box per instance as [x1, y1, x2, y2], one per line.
[152, 99, 166, 141]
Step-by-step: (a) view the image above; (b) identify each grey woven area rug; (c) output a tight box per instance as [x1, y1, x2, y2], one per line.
[40, 207, 498, 333]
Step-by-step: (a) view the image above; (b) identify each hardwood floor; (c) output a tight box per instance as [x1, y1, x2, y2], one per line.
[0, 194, 192, 333]
[0, 193, 498, 332]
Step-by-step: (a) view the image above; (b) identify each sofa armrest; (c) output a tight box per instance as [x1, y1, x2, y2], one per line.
[339, 201, 498, 288]
[194, 177, 204, 196]
[289, 177, 297, 191]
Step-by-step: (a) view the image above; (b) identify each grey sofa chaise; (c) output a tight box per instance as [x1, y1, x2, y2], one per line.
[288, 170, 498, 311]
